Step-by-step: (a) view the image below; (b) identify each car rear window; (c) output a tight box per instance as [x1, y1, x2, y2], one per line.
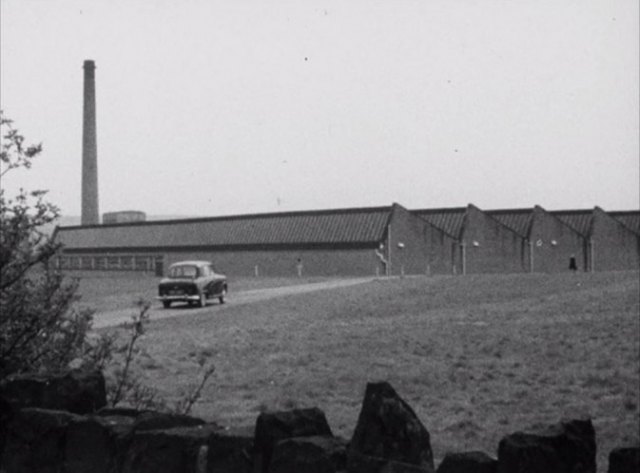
[169, 265, 199, 278]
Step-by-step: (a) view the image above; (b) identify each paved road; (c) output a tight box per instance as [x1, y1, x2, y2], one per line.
[92, 277, 375, 329]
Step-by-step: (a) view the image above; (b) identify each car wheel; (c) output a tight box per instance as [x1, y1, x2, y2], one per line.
[162, 301, 171, 309]
[218, 287, 227, 304]
[198, 292, 206, 308]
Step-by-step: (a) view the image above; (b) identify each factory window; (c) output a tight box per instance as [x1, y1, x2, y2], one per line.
[121, 256, 133, 270]
[54, 254, 163, 272]
[134, 257, 149, 271]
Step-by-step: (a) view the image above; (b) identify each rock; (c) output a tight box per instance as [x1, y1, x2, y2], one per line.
[254, 407, 333, 473]
[497, 418, 596, 473]
[347, 451, 434, 473]
[206, 426, 255, 473]
[1, 408, 80, 473]
[0, 396, 15, 466]
[132, 411, 206, 431]
[608, 446, 640, 473]
[269, 435, 347, 473]
[436, 451, 497, 473]
[0, 369, 106, 414]
[64, 414, 136, 473]
[96, 406, 153, 418]
[348, 382, 434, 471]
[122, 423, 221, 473]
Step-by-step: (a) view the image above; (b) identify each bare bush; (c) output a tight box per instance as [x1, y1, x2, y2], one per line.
[0, 112, 215, 414]
[0, 111, 90, 380]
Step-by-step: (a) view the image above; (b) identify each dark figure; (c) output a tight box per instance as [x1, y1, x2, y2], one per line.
[569, 255, 577, 272]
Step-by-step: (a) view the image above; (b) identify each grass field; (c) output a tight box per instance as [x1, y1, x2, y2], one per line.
[76, 270, 639, 470]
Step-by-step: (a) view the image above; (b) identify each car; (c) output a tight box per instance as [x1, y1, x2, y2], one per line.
[157, 260, 227, 309]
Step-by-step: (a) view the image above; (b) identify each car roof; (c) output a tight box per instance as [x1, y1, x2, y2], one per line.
[169, 260, 211, 267]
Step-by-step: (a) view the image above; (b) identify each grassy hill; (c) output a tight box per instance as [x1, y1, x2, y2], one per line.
[80, 271, 639, 470]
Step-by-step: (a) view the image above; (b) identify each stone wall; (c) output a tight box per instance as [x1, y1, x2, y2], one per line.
[1, 372, 638, 473]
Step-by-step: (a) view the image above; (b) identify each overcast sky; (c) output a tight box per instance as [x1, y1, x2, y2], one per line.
[1, 0, 638, 218]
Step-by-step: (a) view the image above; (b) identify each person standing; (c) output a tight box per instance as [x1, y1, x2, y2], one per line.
[569, 254, 578, 272]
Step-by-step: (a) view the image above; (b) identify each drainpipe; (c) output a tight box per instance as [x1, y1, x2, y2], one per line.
[589, 238, 595, 272]
[529, 240, 534, 273]
[387, 224, 392, 277]
[461, 242, 467, 275]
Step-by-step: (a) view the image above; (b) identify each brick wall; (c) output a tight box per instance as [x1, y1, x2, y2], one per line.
[529, 206, 588, 272]
[590, 207, 640, 271]
[462, 205, 527, 274]
[384, 204, 460, 276]
[164, 248, 382, 277]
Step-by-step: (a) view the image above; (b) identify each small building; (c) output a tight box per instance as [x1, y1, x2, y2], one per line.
[102, 210, 146, 224]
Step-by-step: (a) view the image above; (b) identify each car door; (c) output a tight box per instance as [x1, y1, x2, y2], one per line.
[201, 264, 217, 296]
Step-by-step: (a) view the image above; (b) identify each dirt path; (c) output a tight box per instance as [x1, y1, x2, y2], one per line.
[92, 277, 375, 329]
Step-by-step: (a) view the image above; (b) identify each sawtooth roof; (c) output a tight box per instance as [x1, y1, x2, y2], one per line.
[550, 210, 593, 236]
[487, 208, 533, 237]
[55, 206, 393, 250]
[609, 211, 640, 234]
[411, 207, 467, 239]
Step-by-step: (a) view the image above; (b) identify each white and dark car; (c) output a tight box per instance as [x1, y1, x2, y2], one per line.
[157, 261, 227, 308]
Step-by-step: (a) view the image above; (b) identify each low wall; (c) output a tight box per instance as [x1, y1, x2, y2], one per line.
[1, 371, 638, 473]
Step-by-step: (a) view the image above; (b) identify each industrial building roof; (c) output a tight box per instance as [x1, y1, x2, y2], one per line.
[487, 209, 533, 237]
[54, 206, 393, 250]
[411, 207, 467, 239]
[55, 204, 638, 252]
[550, 210, 593, 236]
[609, 211, 640, 234]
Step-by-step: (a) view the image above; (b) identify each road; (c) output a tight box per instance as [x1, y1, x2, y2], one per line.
[92, 277, 375, 329]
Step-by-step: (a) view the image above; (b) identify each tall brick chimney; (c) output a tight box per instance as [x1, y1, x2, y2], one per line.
[81, 60, 99, 225]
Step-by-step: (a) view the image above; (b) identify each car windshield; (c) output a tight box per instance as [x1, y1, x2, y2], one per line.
[168, 265, 199, 279]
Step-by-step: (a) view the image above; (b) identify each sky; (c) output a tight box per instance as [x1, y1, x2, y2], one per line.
[1, 0, 638, 219]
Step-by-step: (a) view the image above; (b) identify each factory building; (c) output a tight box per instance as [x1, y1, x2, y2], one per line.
[54, 205, 638, 277]
[589, 207, 639, 271]
[54, 204, 455, 277]
[552, 208, 640, 272]
[490, 206, 587, 272]
[59, 60, 637, 277]
[414, 205, 528, 274]
[457, 204, 526, 274]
